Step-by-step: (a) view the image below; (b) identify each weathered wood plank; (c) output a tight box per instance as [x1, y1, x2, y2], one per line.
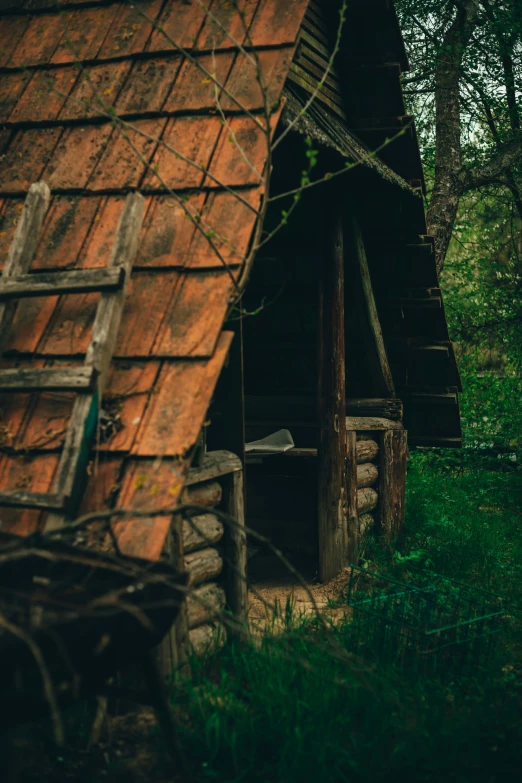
[318, 206, 348, 582]
[346, 430, 358, 563]
[346, 398, 402, 421]
[0, 367, 96, 393]
[379, 429, 408, 537]
[85, 193, 145, 393]
[0, 267, 125, 300]
[346, 416, 404, 431]
[184, 480, 222, 508]
[357, 463, 379, 488]
[355, 439, 379, 463]
[244, 395, 402, 422]
[157, 509, 190, 680]
[357, 487, 378, 514]
[184, 450, 242, 487]
[46, 194, 145, 529]
[187, 583, 226, 630]
[351, 217, 395, 397]
[183, 513, 224, 554]
[0, 182, 51, 355]
[224, 468, 247, 629]
[0, 490, 63, 511]
[184, 547, 223, 587]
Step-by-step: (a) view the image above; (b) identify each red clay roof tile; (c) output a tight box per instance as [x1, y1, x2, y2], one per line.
[115, 56, 182, 115]
[32, 196, 102, 270]
[9, 14, 66, 67]
[0, 0, 307, 558]
[0, 199, 25, 269]
[136, 192, 206, 267]
[163, 51, 235, 114]
[51, 6, 120, 64]
[5, 295, 58, 354]
[0, 453, 59, 536]
[144, 115, 223, 190]
[249, 0, 308, 46]
[44, 124, 113, 190]
[114, 458, 186, 559]
[196, 0, 259, 50]
[99, 361, 161, 453]
[17, 387, 73, 451]
[10, 68, 80, 124]
[186, 188, 261, 267]
[59, 61, 132, 121]
[98, 0, 163, 58]
[76, 454, 124, 517]
[148, 0, 209, 53]
[35, 291, 99, 356]
[0, 128, 63, 193]
[205, 115, 266, 187]
[133, 330, 233, 457]
[88, 118, 167, 191]
[0, 71, 32, 123]
[221, 47, 293, 111]
[0, 15, 29, 68]
[114, 270, 182, 356]
[153, 270, 233, 357]
[78, 195, 128, 268]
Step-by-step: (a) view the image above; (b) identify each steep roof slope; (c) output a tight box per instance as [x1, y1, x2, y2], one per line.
[0, 0, 309, 556]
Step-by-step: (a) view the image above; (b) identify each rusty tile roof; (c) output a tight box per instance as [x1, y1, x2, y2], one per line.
[0, 0, 310, 558]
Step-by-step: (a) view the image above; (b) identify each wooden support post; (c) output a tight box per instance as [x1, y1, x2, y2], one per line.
[346, 430, 358, 564]
[224, 469, 248, 637]
[379, 429, 408, 538]
[0, 182, 50, 356]
[157, 511, 191, 681]
[347, 215, 395, 398]
[318, 207, 348, 582]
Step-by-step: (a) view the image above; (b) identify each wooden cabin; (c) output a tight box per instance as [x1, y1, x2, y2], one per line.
[0, 0, 461, 660]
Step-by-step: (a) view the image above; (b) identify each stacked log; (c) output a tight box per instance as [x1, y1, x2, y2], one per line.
[183, 480, 228, 655]
[353, 435, 380, 537]
[349, 417, 408, 541]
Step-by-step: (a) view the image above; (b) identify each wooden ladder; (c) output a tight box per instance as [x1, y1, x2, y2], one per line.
[0, 182, 145, 529]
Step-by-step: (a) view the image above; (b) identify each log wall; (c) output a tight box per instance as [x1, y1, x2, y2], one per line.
[158, 453, 246, 672]
[347, 417, 407, 554]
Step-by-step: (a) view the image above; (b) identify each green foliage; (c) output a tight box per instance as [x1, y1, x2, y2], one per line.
[168, 461, 522, 783]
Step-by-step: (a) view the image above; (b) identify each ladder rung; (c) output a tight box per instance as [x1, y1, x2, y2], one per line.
[0, 367, 97, 393]
[0, 267, 125, 300]
[0, 491, 64, 511]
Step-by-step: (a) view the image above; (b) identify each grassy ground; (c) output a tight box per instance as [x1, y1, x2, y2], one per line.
[5, 456, 522, 782]
[171, 455, 522, 783]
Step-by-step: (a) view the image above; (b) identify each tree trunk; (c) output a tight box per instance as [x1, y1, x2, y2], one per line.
[427, 1, 481, 272]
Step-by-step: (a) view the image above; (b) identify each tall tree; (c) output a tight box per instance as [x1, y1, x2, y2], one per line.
[397, 0, 522, 271]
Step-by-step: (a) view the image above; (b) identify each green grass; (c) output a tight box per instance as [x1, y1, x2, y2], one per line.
[171, 457, 522, 783]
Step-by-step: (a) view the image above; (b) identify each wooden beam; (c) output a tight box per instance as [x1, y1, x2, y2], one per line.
[346, 416, 403, 431]
[0, 367, 97, 393]
[46, 193, 145, 527]
[0, 267, 125, 300]
[0, 491, 63, 511]
[351, 217, 395, 397]
[0, 182, 50, 355]
[224, 469, 248, 634]
[318, 206, 348, 582]
[379, 429, 408, 538]
[346, 430, 358, 564]
[184, 451, 242, 487]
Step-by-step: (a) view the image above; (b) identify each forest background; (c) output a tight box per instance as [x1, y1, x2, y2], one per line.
[397, 0, 522, 461]
[4, 1, 522, 781]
